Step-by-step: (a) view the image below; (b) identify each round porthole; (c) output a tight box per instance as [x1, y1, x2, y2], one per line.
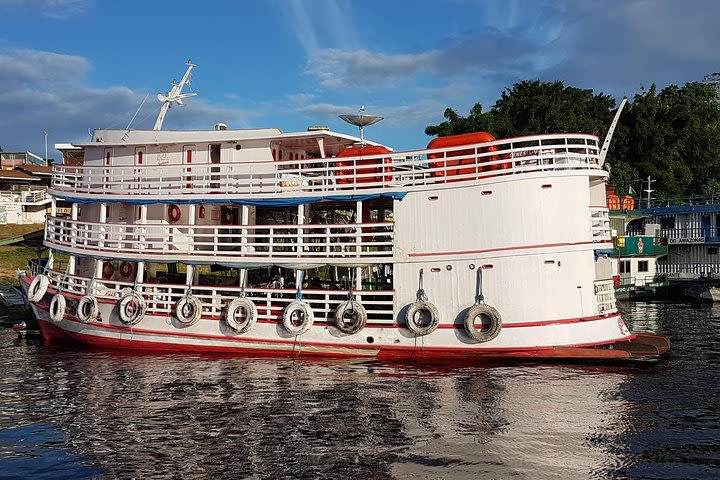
[446, 265, 452, 271]
[366, 336, 375, 344]
[469, 264, 475, 270]
[235, 144, 242, 150]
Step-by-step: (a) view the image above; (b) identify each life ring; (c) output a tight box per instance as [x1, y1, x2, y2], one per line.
[405, 300, 440, 335]
[334, 299, 367, 334]
[118, 292, 147, 325]
[175, 295, 202, 326]
[168, 204, 181, 223]
[102, 262, 114, 279]
[27, 274, 50, 302]
[464, 304, 502, 342]
[283, 300, 314, 335]
[225, 297, 257, 333]
[77, 295, 99, 323]
[49, 293, 66, 323]
[119, 262, 134, 278]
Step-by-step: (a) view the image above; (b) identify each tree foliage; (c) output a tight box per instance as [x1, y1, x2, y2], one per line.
[426, 80, 720, 199]
[609, 82, 720, 198]
[425, 80, 615, 138]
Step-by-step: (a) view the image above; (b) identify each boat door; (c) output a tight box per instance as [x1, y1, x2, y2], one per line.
[134, 147, 145, 190]
[103, 147, 113, 192]
[183, 145, 195, 191]
[702, 215, 711, 238]
[209, 144, 221, 190]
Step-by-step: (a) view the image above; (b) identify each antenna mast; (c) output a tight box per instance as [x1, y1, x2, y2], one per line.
[153, 60, 197, 131]
[644, 176, 656, 208]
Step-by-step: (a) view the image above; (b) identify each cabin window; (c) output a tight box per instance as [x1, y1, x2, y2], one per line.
[708, 247, 718, 255]
[637, 261, 649, 273]
[619, 260, 631, 274]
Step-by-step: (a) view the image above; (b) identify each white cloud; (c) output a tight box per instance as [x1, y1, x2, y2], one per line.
[540, 0, 720, 98]
[284, 0, 320, 55]
[279, 0, 356, 56]
[0, 0, 90, 18]
[0, 48, 257, 157]
[306, 48, 438, 88]
[0, 49, 88, 86]
[304, 27, 546, 89]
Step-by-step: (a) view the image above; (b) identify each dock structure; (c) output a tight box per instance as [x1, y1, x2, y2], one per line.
[0, 150, 54, 224]
[609, 195, 720, 298]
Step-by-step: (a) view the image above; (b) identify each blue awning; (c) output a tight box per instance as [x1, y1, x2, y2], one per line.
[55, 191, 407, 206]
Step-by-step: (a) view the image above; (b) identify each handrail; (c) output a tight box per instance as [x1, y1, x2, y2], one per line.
[50, 133, 602, 197]
[589, 207, 612, 241]
[45, 216, 394, 262]
[641, 194, 720, 209]
[0, 189, 49, 203]
[657, 263, 720, 275]
[40, 268, 395, 323]
[593, 278, 617, 314]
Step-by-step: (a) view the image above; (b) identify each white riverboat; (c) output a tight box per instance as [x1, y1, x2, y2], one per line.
[22, 63, 669, 360]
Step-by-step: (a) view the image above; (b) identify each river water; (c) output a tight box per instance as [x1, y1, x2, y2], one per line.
[0, 302, 717, 479]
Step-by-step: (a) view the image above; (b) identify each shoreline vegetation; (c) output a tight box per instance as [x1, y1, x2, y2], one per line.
[0, 224, 46, 285]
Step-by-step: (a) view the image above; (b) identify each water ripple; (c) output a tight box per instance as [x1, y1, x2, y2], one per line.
[0, 302, 717, 479]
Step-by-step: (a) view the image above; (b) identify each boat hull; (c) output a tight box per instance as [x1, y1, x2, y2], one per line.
[25, 280, 664, 361]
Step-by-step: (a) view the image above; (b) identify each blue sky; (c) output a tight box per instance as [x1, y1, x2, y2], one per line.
[0, 0, 718, 159]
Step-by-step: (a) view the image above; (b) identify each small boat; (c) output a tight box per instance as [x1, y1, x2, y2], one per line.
[685, 285, 720, 302]
[0, 284, 30, 325]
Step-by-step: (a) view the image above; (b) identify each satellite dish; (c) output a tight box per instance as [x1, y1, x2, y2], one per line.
[339, 105, 383, 143]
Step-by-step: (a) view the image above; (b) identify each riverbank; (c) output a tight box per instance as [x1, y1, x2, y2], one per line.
[0, 224, 45, 285]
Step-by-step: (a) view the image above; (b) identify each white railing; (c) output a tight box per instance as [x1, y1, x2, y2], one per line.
[45, 216, 394, 262]
[41, 269, 395, 324]
[593, 279, 617, 314]
[50, 134, 602, 197]
[0, 189, 49, 204]
[589, 207, 612, 242]
[658, 263, 720, 277]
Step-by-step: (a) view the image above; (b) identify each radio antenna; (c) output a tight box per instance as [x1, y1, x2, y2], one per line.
[153, 60, 197, 131]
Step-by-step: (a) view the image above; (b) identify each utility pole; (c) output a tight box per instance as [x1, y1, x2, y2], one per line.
[644, 176, 656, 208]
[44, 130, 48, 166]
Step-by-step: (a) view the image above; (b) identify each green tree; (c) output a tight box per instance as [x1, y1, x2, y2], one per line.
[425, 80, 615, 139]
[610, 82, 720, 198]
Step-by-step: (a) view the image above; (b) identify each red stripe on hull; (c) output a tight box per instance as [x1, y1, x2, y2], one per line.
[34, 315, 632, 361]
[408, 240, 604, 258]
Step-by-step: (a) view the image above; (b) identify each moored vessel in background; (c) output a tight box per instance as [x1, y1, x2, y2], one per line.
[22, 62, 669, 360]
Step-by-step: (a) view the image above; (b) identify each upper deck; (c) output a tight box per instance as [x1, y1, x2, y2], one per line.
[50, 130, 606, 203]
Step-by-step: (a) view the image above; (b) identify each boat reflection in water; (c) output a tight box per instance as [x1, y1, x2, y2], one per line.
[22, 348, 637, 479]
